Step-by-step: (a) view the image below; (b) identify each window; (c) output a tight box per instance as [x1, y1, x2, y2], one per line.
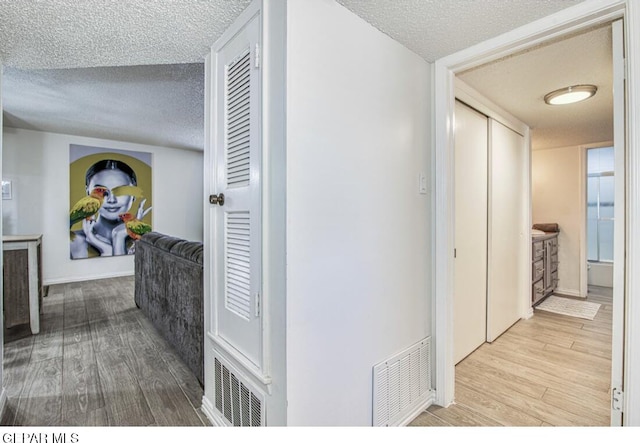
[587, 147, 614, 262]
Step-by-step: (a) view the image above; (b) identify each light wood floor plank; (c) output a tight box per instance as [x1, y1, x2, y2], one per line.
[571, 340, 612, 359]
[479, 341, 610, 392]
[412, 288, 612, 427]
[426, 404, 502, 426]
[454, 382, 543, 426]
[542, 388, 610, 425]
[408, 411, 451, 426]
[456, 357, 547, 399]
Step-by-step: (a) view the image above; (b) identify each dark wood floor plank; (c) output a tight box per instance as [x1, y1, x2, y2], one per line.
[3, 335, 34, 398]
[135, 315, 204, 409]
[30, 291, 64, 363]
[62, 340, 105, 425]
[95, 347, 155, 426]
[86, 297, 127, 354]
[15, 357, 63, 426]
[123, 330, 203, 426]
[3, 276, 206, 427]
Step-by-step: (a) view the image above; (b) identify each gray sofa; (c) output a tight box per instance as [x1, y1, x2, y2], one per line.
[134, 231, 204, 386]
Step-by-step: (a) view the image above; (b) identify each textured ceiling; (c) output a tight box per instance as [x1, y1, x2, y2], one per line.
[0, 0, 599, 151]
[337, 0, 585, 62]
[0, 0, 252, 69]
[3, 64, 205, 151]
[458, 24, 613, 150]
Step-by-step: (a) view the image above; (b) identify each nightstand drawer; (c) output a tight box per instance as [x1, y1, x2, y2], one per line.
[532, 279, 545, 304]
[532, 259, 544, 281]
[532, 241, 544, 260]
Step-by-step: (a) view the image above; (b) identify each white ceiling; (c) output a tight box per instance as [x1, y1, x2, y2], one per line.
[0, 0, 598, 151]
[3, 64, 205, 151]
[458, 24, 613, 150]
[336, 0, 585, 62]
[0, 0, 252, 69]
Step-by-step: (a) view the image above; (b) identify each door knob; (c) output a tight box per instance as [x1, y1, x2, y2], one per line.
[209, 193, 225, 206]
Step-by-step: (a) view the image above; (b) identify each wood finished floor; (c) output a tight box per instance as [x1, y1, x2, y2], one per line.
[410, 286, 613, 427]
[1, 276, 209, 426]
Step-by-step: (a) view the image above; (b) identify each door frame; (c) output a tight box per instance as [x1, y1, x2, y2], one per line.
[432, 0, 640, 424]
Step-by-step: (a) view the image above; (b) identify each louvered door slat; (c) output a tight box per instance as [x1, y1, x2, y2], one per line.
[226, 48, 252, 189]
[228, 92, 250, 112]
[227, 119, 250, 138]
[227, 52, 250, 82]
[228, 135, 250, 150]
[225, 211, 252, 320]
[228, 75, 250, 97]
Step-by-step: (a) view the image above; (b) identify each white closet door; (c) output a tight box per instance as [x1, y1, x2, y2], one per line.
[454, 100, 488, 364]
[487, 119, 525, 342]
[211, 12, 263, 369]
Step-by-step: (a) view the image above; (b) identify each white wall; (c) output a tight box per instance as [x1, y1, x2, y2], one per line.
[286, 0, 431, 425]
[2, 128, 203, 284]
[532, 146, 582, 296]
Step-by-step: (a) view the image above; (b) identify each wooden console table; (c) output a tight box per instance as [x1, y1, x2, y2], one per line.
[3, 234, 44, 334]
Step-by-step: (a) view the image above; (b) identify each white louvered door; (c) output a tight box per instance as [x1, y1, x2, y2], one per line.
[212, 12, 262, 369]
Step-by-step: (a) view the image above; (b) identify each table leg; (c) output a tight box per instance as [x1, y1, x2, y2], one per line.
[28, 241, 40, 334]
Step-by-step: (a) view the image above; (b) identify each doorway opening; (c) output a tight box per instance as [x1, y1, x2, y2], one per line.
[436, 5, 624, 424]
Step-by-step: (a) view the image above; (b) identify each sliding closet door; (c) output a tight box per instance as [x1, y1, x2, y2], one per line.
[453, 100, 488, 364]
[487, 119, 526, 341]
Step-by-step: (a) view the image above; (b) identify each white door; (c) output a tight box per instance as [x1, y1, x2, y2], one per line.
[211, 13, 263, 369]
[610, 18, 625, 426]
[487, 119, 525, 341]
[453, 100, 488, 364]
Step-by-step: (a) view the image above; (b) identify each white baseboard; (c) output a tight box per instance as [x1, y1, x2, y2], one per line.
[555, 287, 584, 298]
[398, 391, 436, 426]
[523, 307, 534, 319]
[44, 270, 134, 286]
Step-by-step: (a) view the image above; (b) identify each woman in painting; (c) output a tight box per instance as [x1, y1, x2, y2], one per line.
[70, 159, 151, 259]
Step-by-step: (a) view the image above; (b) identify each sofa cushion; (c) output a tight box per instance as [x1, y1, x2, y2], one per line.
[140, 231, 203, 264]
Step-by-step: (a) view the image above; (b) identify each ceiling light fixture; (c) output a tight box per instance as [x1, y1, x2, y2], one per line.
[544, 84, 598, 105]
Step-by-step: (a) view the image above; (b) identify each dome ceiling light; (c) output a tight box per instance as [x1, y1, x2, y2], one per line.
[544, 84, 598, 105]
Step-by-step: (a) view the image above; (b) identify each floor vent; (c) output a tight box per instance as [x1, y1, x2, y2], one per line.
[214, 357, 263, 426]
[373, 337, 432, 426]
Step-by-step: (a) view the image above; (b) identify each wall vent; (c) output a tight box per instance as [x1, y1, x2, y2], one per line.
[214, 357, 263, 426]
[372, 337, 432, 426]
